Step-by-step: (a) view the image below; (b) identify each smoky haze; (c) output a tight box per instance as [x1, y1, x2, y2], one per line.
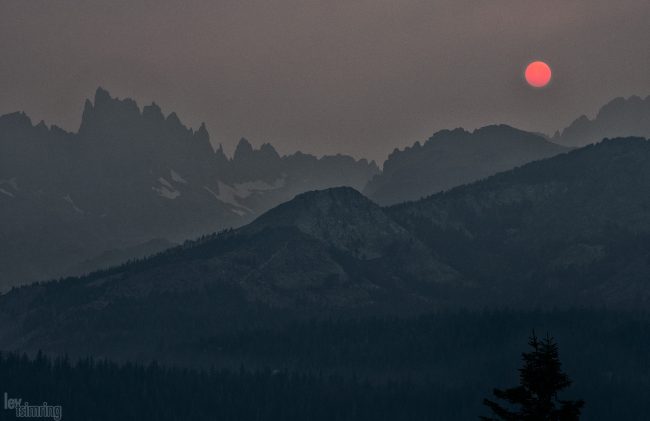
[1, 0, 648, 161]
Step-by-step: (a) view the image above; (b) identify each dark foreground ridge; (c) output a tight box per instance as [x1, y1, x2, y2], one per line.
[0, 309, 648, 420]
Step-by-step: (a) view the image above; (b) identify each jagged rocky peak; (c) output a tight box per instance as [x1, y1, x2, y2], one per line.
[34, 120, 49, 135]
[165, 111, 181, 125]
[357, 157, 376, 168]
[79, 87, 142, 135]
[78, 87, 204, 141]
[227, 138, 286, 181]
[214, 143, 228, 163]
[164, 111, 190, 134]
[50, 125, 71, 137]
[142, 102, 164, 122]
[233, 137, 255, 160]
[0, 111, 33, 132]
[0, 112, 73, 140]
[193, 122, 209, 141]
[259, 142, 280, 159]
[91, 87, 140, 116]
[196, 122, 208, 136]
[191, 122, 214, 154]
[93, 86, 112, 106]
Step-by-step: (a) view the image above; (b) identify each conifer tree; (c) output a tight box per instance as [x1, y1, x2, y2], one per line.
[481, 332, 584, 420]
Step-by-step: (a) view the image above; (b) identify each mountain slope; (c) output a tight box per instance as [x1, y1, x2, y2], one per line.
[364, 125, 567, 205]
[390, 137, 650, 307]
[0, 187, 459, 358]
[1, 137, 650, 359]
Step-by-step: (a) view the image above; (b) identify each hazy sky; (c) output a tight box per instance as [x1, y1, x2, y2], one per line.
[1, 0, 648, 161]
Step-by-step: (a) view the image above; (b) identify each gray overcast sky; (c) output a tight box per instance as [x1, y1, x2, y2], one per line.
[1, 0, 649, 161]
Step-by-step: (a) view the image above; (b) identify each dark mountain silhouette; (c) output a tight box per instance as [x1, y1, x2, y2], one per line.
[553, 95, 650, 147]
[389, 137, 650, 308]
[0, 88, 378, 289]
[2, 137, 650, 358]
[364, 125, 567, 205]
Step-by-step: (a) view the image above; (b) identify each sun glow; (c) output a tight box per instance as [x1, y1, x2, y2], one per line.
[525, 61, 552, 88]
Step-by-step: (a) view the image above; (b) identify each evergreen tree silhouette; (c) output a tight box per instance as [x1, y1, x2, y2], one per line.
[481, 332, 584, 420]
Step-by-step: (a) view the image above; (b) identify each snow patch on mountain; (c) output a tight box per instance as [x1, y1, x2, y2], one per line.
[0, 178, 18, 191]
[0, 188, 14, 198]
[233, 177, 286, 198]
[204, 183, 252, 214]
[63, 195, 84, 214]
[170, 170, 187, 184]
[153, 177, 181, 199]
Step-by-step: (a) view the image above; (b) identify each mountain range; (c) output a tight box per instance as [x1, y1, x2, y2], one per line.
[364, 95, 650, 206]
[364, 125, 567, 205]
[1, 136, 649, 360]
[3, 91, 648, 288]
[0, 88, 378, 288]
[553, 95, 650, 147]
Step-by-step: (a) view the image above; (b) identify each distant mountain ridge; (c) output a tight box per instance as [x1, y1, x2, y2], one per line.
[364, 124, 567, 205]
[362, 95, 650, 206]
[0, 88, 378, 288]
[2, 137, 650, 359]
[553, 95, 650, 147]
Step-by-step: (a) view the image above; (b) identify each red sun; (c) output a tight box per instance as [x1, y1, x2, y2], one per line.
[525, 61, 552, 88]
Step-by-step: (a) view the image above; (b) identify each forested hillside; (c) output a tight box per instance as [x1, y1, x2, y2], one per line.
[1, 309, 648, 420]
